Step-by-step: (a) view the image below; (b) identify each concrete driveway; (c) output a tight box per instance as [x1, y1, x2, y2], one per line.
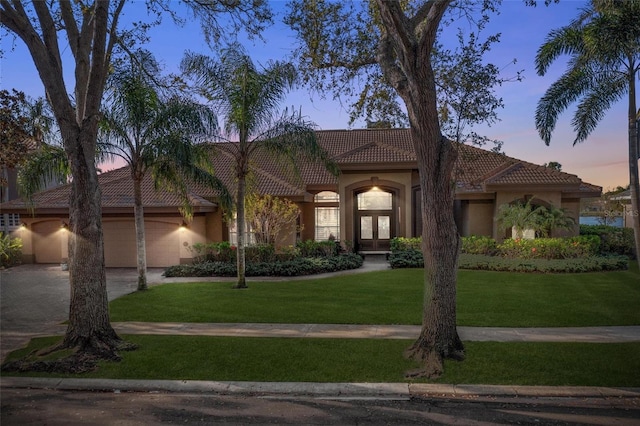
[0, 264, 165, 361]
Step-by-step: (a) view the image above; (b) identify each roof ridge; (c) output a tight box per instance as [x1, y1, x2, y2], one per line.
[375, 140, 414, 158]
[252, 165, 305, 195]
[484, 162, 521, 183]
[332, 141, 377, 161]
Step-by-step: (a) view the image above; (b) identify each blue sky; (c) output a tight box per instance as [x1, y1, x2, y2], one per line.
[1, 0, 632, 190]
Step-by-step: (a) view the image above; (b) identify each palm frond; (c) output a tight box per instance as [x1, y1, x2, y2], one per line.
[535, 66, 594, 145]
[536, 26, 586, 76]
[572, 71, 627, 144]
[17, 146, 69, 206]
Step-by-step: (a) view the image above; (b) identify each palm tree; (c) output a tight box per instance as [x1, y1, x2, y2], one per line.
[496, 200, 547, 239]
[99, 51, 231, 291]
[535, 0, 640, 257]
[181, 45, 338, 289]
[539, 205, 577, 238]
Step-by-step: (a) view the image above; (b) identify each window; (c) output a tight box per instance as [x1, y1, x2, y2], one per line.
[227, 214, 255, 247]
[314, 191, 339, 240]
[0, 213, 21, 230]
[357, 189, 392, 210]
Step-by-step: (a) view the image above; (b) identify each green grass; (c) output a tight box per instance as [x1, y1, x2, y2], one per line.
[5, 336, 640, 387]
[109, 265, 640, 327]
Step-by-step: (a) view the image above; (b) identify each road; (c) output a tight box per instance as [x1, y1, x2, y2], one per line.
[2, 388, 639, 425]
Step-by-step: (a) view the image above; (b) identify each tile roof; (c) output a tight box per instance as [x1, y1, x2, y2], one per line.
[0, 128, 601, 214]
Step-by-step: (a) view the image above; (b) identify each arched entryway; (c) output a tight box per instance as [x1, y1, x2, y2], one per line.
[355, 187, 395, 252]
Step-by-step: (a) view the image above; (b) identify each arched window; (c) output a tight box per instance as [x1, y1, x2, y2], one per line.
[314, 191, 339, 240]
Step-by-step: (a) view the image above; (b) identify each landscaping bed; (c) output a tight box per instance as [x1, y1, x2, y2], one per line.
[389, 226, 632, 272]
[164, 240, 363, 277]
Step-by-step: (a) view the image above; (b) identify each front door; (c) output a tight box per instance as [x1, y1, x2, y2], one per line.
[356, 188, 394, 252]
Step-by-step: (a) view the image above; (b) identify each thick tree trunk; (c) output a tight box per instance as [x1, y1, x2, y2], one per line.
[234, 173, 247, 289]
[61, 125, 125, 358]
[133, 176, 148, 291]
[404, 114, 464, 379]
[627, 74, 640, 263]
[374, 0, 460, 378]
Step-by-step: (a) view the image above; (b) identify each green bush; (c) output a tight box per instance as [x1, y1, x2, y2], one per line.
[389, 237, 423, 268]
[497, 236, 600, 260]
[296, 240, 339, 258]
[0, 233, 22, 268]
[580, 225, 635, 258]
[164, 253, 363, 277]
[188, 242, 236, 264]
[245, 243, 276, 263]
[461, 235, 497, 255]
[388, 249, 423, 269]
[390, 237, 421, 252]
[458, 253, 628, 273]
[388, 235, 627, 272]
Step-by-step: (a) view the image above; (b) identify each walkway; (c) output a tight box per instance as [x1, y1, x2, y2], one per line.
[23, 322, 640, 343]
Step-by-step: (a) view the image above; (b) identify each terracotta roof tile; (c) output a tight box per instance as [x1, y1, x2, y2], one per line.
[1, 128, 601, 213]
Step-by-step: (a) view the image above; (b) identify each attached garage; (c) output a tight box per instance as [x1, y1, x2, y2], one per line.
[103, 219, 180, 267]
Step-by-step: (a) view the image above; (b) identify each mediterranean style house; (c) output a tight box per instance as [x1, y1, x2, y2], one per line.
[1, 128, 601, 267]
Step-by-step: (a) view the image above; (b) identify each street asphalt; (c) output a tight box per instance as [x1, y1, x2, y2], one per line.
[1, 260, 639, 400]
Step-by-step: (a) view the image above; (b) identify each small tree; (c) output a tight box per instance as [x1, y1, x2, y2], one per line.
[497, 200, 546, 239]
[498, 200, 576, 238]
[539, 205, 576, 237]
[246, 194, 301, 245]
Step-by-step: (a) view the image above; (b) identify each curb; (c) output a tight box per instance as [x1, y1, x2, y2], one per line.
[2, 377, 639, 399]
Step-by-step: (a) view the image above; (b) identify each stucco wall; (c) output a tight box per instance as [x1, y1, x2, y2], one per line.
[463, 200, 494, 237]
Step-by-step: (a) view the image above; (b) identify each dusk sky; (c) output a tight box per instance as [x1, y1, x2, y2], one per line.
[1, 0, 633, 191]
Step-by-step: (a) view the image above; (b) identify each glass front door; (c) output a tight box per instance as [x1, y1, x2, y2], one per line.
[356, 189, 394, 251]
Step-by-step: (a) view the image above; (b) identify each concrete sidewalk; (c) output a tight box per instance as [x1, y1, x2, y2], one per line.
[70, 322, 640, 342]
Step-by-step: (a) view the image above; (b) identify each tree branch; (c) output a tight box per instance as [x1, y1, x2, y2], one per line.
[31, 0, 62, 71]
[60, 0, 80, 58]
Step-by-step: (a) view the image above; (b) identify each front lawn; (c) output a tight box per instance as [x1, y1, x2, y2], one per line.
[6, 336, 640, 387]
[110, 265, 640, 327]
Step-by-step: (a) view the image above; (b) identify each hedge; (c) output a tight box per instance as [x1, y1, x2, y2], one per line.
[388, 236, 629, 272]
[164, 253, 363, 278]
[580, 225, 635, 258]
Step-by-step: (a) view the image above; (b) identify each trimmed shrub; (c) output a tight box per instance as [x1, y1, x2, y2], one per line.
[388, 250, 424, 269]
[296, 240, 340, 258]
[390, 237, 421, 252]
[188, 241, 236, 264]
[388, 235, 627, 272]
[497, 236, 600, 260]
[458, 253, 628, 273]
[245, 243, 276, 263]
[461, 235, 497, 255]
[389, 237, 422, 269]
[163, 253, 363, 277]
[580, 225, 635, 258]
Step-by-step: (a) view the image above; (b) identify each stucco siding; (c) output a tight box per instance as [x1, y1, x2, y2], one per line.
[465, 200, 494, 237]
[32, 220, 63, 264]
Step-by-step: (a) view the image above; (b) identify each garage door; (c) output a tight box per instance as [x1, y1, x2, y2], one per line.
[103, 220, 180, 267]
[32, 221, 63, 264]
